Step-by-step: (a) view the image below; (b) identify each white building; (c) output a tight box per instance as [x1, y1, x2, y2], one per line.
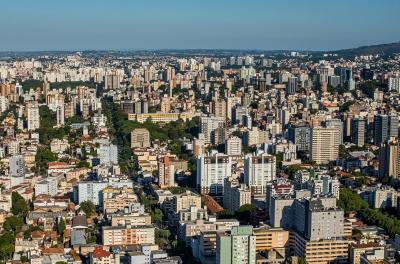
[35, 177, 58, 197]
[225, 136, 242, 156]
[244, 152, 276, 196]
[27, 101, 40, 131]
[197, 152, 232, 195]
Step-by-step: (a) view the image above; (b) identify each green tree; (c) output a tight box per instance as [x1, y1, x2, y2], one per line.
[79, 201, 96, 218]
[4, 216, 24, 233]
[152, 208, 163, 224]
[11, 192, 29, 217]
[57, 218, 66, 236]
[235, 204, 257, 223]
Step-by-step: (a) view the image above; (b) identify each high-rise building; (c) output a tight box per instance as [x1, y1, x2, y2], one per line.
[286, 76, 298, 95]
[374, 114, 398, 145]
[334, 67, 352, 86]
[197, 152, 232, 195]
[225, 136, 242, 156]
[216, 226, 256, 264]
[351, 117, 366, 147]
[378, 137, 400, 179]
[158, 155, 175, 189]
[388, 76, 400, 92]
[325, 119, 344, 145]
[310, 127, 340, 164]
[288, 124, 311, 153]
[200, 116, 225, 144]
[131, 128, 151, 148]
[223, 177, 251, 212]
[211, 99, 227, 119]
[244, 152, 276, 196]
[26, 101, 40, 131]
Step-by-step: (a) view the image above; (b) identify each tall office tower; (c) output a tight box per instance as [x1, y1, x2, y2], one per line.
[325, 119, 344, 145]
[286, 76, 298, 95]
[26, 101, 40, 131]
[56, 105, 65, 125]
[244, 152, 276, 196]
[200, 116, 225, 144]
[388, 77, 400, 92]
[378, 137, 400, 179]
[225, 136, 242, 156]
[211, 99, 227, 119]
[158, 156, 175, 189]
[334, 67, 353, 86]
[131, 128, 150, 148]
[288, 124, 311, 153]
[310, 127, 340, 164]
[197, 152, 232, 195]
[374, 114, 398, 145]
[351, 117, 366, 147]
[361, 67, 374, 81]
[223, 177, 251, 212]
[216, 226, 256, 264]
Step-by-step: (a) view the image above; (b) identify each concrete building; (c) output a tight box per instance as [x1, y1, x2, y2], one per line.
[288, 124, 311, 153]
[131, 128, 151, 148]
[244, 152, 276, 196]
[223, 177, 251, 212]
[26, 101, 40, 131]
[253, 225, 289, 251]
[351, 117, 366, 147]
[374, 114, 398, 145]
[310, 126, 340, 164]
[158, 156, 176, 189]
[225, 136, 242, 156]
[378, 137, 400, 179]
[197, 152, 232, 195]
[35, 177, 58, 197]
[216, 226, 256, 264]
[200, 116, 225, 144]
[102, 226, 155, 246]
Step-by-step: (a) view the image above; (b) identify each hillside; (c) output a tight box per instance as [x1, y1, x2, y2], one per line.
[329, 41, 400, 57]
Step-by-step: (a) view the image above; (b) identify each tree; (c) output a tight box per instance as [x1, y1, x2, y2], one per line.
[57, 218, 66, 236]
[235, 204, 257, 222]
[11, 192, 29, 217]
[152, 208, 163, 224]
[79, 201, 96, 218]
[4, 216, 24, 233]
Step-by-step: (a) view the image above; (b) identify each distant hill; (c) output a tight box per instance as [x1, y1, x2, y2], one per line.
[325, 41, 400, 57]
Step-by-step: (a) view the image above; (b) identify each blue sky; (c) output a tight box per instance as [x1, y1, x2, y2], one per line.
[1, 0, 399, 51]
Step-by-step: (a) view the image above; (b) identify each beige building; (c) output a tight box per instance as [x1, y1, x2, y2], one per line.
[253, 225, 289, 251]
[349, 243, 385, 264]
[131, 128, 150, 148]
[310, 126, 340, 164]
[102, 226, 155, 246]
[158, 155, 175, 189]
[102, 186, 138, 214]
[290, 231, 348, 264]
[110, 213, 151, 227]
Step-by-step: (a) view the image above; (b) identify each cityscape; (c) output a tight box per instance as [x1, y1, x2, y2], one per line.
[1, 1, 400, 264]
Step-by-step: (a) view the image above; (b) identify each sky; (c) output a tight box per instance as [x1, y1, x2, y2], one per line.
[1, 0, 399, 51]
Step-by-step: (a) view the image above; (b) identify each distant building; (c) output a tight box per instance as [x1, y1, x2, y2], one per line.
[131, 128, 151, 148]
[244, 152, 276, 196]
